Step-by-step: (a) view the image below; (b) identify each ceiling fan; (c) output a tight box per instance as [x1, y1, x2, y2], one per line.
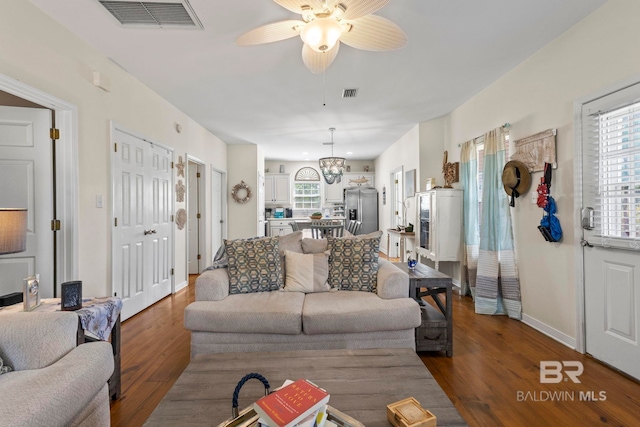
[236, 0, 407, 74]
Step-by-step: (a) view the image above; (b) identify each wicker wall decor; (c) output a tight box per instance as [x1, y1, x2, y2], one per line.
[176, 208, 187, 230]
[231, 181, 252, 204]
[176, 179, 186, 202]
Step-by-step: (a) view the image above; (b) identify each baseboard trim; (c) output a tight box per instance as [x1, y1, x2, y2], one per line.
[522, 314, 577, 350]
[174, 280, 188, 293]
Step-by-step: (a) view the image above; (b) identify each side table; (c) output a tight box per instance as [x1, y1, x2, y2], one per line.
[394, 262, 453, 357]
[0, 297, 122, 399]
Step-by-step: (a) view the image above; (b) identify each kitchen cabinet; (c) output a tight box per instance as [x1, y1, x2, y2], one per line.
[343, 172, 375, 188]
[415, 189, 462, 270]
[268, 219, 293, 237]
[323, 179, 343, 203]
[264, 174, 291, 204]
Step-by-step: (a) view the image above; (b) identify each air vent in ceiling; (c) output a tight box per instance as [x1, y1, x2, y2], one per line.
[98, 0, 203, 29]
[342, 88, 359, 98]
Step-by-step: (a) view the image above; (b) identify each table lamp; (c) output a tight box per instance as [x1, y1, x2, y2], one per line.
[0, 208, 27, 255]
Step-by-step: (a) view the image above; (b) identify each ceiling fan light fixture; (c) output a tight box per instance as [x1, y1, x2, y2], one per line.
[300, 18, 343, 52]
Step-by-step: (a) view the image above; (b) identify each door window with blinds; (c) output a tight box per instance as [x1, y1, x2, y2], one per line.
[582, 83, 640, 247]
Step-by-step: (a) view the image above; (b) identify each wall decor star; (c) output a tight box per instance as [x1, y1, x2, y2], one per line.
[176, 156, 185, 177]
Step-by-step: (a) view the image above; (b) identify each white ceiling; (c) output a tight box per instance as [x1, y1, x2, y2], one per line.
[29, 0, 607, 161]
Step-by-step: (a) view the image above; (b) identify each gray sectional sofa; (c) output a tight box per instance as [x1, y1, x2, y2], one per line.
[184, 231, 421, 357]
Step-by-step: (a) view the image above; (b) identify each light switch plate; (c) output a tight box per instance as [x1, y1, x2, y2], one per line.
[96, 194, 103, 208]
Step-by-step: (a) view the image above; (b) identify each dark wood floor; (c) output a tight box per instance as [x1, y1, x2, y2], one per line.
[110, 273, 640, 427]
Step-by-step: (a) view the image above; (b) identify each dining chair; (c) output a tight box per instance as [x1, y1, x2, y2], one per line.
[289, 221, 299, 231]
[311, 220, 344, 238]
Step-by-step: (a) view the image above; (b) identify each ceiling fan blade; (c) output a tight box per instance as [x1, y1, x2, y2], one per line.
[236, 20, 305, 46]
[339, 0, 390, 20]
[302, 42, 340, 74]
[340, 15, 407, 51]
[274, 0, 327, 14]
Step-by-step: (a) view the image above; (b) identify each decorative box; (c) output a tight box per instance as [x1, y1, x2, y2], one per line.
[387, 397, 437, 427]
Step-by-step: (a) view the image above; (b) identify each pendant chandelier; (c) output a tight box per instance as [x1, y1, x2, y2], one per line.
[319, 127, 346, 185]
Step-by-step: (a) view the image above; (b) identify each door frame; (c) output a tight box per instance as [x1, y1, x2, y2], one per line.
[0, 73, 78, 296]
[573, 71, 640, 354]
[109, 121, 175, 295]
[211, 167, 227, 251]
[186, 155, 206, 280]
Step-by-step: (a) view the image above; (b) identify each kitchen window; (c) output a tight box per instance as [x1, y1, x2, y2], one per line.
[293, 182, 321, 209]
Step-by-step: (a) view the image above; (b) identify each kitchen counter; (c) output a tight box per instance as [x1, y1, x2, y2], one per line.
[268, 216, 345, 222]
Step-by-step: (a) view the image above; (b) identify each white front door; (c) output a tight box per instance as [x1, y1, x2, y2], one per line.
[212, 169, 223, 252]
[581, 82, 640, 380]
[0, 106, 53, 298]
[112, 129, 173, 320]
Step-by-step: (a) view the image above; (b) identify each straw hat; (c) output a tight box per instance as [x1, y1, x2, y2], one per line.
[502, 160, 531, 197]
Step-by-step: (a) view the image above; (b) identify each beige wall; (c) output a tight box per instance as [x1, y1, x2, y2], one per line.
[442, 0, 640, 341]
[227, 144, 262, 239]
[0, 1, 227, 297]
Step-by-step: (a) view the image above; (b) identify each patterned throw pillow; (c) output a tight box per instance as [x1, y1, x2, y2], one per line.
[0, 356, 12, 375]
[327, 233, 381, 292]
[226, 236, 284, 294]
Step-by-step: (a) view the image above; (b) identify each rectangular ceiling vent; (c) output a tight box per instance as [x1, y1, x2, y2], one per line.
[98, 0, 203, 29]
[342, 88, 359, 98]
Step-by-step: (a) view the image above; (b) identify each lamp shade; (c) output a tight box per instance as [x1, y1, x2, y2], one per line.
[0, 208, 27, 255]
[300, 18, 343, 52]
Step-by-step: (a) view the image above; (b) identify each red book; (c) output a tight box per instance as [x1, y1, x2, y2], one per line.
[253, 379, 330, 427]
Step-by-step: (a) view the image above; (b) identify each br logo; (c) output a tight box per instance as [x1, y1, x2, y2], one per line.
[540, 361, 584, 383]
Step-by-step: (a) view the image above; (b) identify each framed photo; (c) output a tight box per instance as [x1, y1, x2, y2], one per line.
[23, 274, 41, 311]
[61, 281, 83, 311]
[405, 169, 416, 198]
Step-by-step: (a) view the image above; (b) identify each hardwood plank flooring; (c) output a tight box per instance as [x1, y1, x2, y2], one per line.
[111, 272, 640, 426]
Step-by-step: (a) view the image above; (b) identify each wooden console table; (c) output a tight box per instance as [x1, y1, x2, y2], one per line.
[394, 262, 453, 357]
[387, 228, 415, 261]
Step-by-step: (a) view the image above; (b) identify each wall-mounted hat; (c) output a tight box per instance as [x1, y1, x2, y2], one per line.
[502, 160, 531, 207]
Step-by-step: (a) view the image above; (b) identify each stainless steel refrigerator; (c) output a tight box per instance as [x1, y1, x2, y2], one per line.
[345, 187, 378, 235]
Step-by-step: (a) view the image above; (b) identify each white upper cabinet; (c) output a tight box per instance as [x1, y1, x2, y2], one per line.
[265, 173, 291, 204]
[323, 179, 344, 203]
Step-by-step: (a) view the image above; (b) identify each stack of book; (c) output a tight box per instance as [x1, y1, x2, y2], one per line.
[254, 379, 330, 427]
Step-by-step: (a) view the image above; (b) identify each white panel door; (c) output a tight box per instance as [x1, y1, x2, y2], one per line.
[0, 106, 52, 297]
[581, 83, 640, 380]
[112, 129, 172, 320]
[188, 162, 199, 274]
[147, 144, 172, 305]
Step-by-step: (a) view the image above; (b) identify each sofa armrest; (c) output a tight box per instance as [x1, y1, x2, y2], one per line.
[376, 258, 410, 299]
[0, 312, 78, 371]
[0, 341, 113, 427]
[196, 268, 230, 301]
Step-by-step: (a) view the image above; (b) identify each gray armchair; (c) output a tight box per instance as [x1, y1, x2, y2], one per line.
[0, 312, 113, 427]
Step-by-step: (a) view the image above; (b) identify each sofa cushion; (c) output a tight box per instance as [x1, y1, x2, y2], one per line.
[283, 250, 330, 293]
[184, 292, 305, 335]
[226, 236, 284, 294]
[327, 232, 382, 292]
[302, 291, 421, 335]
[302, 237, 327, 254]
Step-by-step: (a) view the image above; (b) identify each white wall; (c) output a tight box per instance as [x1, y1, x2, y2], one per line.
[227, 144, 262, 239]
[374, 125, 420, 256]
[443, 0, 640, 341]
[0, 1, 227, 298]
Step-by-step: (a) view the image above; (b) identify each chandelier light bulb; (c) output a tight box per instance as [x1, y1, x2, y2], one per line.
[301, 18, 343, 52]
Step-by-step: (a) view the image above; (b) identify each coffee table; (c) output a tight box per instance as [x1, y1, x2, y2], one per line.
[144, 348, 467, 426]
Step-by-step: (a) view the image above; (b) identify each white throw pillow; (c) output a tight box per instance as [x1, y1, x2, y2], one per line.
[283, 250, 330, 293]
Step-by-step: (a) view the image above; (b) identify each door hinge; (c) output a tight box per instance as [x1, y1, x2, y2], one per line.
[50, 128, 60, 140]
[114, 143, 117, 153]
[171, 215, 174, 222]
[197, 254, 201, 260]
[171, 268, 174, 276]
[196, 172, 201, 178]
[115, 217, 118, 227]
[395, 211, 398, 215]
[197, 213, 201, 219]
[51, 219, 61, 231]
[171, 162, 174, 169]
[394, 179, 398, 184]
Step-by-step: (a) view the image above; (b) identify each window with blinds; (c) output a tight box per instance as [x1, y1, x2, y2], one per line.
[591, 101, 640, 239]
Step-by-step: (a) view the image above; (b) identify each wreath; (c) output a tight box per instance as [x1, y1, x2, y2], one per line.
[231, 180, 252, 204]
